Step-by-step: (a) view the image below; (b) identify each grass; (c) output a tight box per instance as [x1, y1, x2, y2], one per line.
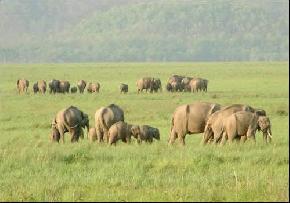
[0, 62, 288, 201]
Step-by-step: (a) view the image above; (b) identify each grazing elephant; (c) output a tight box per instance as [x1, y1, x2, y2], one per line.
[136, 77, 154, 93]
[77, 80, 86, 93]
[203, 104, 261, 144]
[131, 125, 160, 143]
[171, 81, 183, 92]
[59, 80, 70, 93]
[95, 104, 125, 143]
[150, 78, 162, 92]
[120, 83, 128, 93]
[220, 111, 272, 144]
[17, 79, 29, 94]
[51, 106, 89, 143]
[168, 102, 222, 145]
[48, 79, 60, 94]
[70, 86, 77, 93]
[88, 127, 97, 142]
[108, 121, 135, 145]
[181, 77, 193, 92]
[37, 80, 47, 94]
[87, 82, 100, 93]
[33, 82, 39, 93]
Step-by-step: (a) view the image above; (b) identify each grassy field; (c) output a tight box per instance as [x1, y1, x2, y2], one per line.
[0, 62, 288, 201]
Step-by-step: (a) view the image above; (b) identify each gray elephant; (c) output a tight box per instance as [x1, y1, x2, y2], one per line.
[131, 125, 160, 143]
[220, 111, 272, 144]
[171, 81, 183, 92]
[51, 106, 89, 143]
[203, 104, 264, 144]
[181, 77, 193, 92]
[168, 102, 221, 145]
[95, 104, 125, 143]
[150, 78, 162, 92]
[59, 80, 70, 93]
[33, 82, 39, 93]
[167, 75, 185, 92]
[166, 82, 173, 92]
[136, 77, 153, 93]
[48, 79, 60, 94]
[37, 80, 47, 94]
[87, 82, 100, 93]
[17, 79, 29, 94]
[120, 83, 128, 93]
[108, 121, 135, 145]
[77, 80, 86, 93]
[70, 86, 77, 93]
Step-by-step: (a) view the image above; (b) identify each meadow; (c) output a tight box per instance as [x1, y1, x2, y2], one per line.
[0, 62, 288, 201]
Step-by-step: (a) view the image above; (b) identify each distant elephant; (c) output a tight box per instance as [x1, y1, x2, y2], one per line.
[70, 86, 77, 93]
[150, 78, 162, 92]
[95, 104, 125, 143]
[203, 104, 261, 144]
[120, 83, 128, 93]
[168, 102, 222, 145]
[181, 77, 193, 92]
[108, 121, 134, 145]
[200, 78, 208, 92]
[77, 80, 86, 93]
[37, 80, 47, 94]
[171, 81, 183, 92]
[167, 75, 185, 92]
[17, 79, 29, 94]
[51, 106, 89, 143]
[220, 111, 272, 144]
[166, 82, 173, 92]
[87, 82, 100, 93]
[88, 127, 97, 142]
[189, 78, 203, 92]
[131, 125, 160, 143]
[136, 77, 153, 93]
[33, 82, 39, 93]
[48, 79, 60, 94]
[59, 80, 70, 93]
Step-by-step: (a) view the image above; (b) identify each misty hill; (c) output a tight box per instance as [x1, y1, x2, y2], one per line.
[0, 0, 288, 63]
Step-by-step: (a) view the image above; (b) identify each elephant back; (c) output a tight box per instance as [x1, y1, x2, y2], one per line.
[63, 106, 82, 129]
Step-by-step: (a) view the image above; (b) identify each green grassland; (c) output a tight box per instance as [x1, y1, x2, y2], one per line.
[0, 62, 288, 201]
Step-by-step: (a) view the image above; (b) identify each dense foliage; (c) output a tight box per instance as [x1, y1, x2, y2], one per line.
[0, 0, 288, 62]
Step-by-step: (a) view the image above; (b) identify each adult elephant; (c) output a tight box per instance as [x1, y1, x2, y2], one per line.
[95, 104, 125, 143]
[17, 79, 29, 94]
[220, 111, 272, 144]
[136, 77, 153, 93]
[48, 79, 60, 94]
[167, 75, 185, 92]
[59, 80, 70, 93]
[87, 82, 100, 93]
[77, 80, 86, 93]
[51, 106, 89, 143]
[202, 104, 265, 144]
[168, 102, 221, 145]
[181, 77, 193, 92]
[37, 80, 47, 94]
[150, 78, 162, 92]
[33, 82, 39, 93]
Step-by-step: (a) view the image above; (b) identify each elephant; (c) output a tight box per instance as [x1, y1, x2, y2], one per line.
[171, 81, 183, 92]
[33, 82, 39, 93]
[220, 111, 272, 145]
[168, 102, 222, 145]
[131, 125, 160, 143]
[150, 78, 162, 92]
[202, 104, 264, 144]
[17, 79, 29, 94]
[87, 82, 100, 93]
[120, 83, 128, 93]
[166, 82, 173, 92]
[37, 80, 47, 94]
[136, 77, 153, 93]
[108, 121, 135, 145]
[200, 78, 208, 92]
[189, 78, 203, 92]
[70, 86, 77, 93]
[167, 75, 185, 92]
[88, 127, 97, 142]
[48, 79, 60, 94]
[181, 77, 193, 92]
[59, 80, 70, 93]
[77, 80, 86, 93]
[95, 104, 125, 143]
[51, 106, 89, 143]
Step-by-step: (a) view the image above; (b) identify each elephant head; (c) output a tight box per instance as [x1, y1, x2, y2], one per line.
[51, 127, 60, 142]
[257, 116, 272, 143]
[152, 128, 160, 140]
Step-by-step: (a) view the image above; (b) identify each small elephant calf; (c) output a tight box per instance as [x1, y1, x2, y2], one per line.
[120, 83, 128, 93]
[131, 125, 160, 144]
[108, 121, 135, 145]
[88, 127, 97, 142]
[70, 86, 77, 93]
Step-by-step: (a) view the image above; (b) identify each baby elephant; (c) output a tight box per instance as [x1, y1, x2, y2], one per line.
[120, 83, 128, 93]
[88, 127, 97, 142]
[108, 121, 134, 145]
[221, 111, 272, 144]
[70, 86, 77, 93]
[131, 125, 160, 144]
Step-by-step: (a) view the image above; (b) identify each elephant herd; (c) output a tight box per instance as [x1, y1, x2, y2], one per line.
[51, 104, 160, 145]
[50, 102, 272, 146]
[17, 74, 208, 95]
[16, 79, 101, 94]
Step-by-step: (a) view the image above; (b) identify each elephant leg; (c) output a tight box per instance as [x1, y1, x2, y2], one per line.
[240, 136, 247, 143]
[178, 133, 185, 146]
[168, 128, 177, 145]
[104, 130, 109, 143]
[219, 132, 227, 146]
[58, 125, 65, 143]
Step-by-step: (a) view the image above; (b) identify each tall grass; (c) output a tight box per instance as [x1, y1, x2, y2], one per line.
[0, 62, 288, 201]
